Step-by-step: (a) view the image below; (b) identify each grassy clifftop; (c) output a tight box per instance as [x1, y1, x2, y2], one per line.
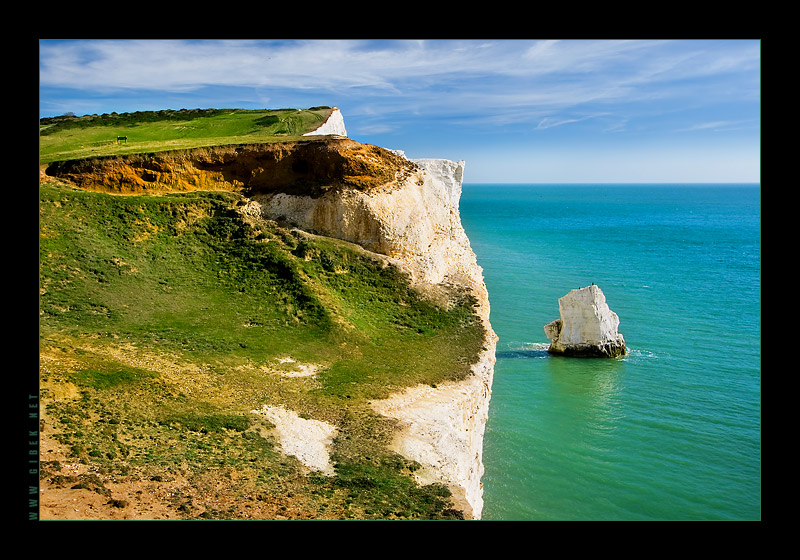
[40, 107, 335, 163]
[38, 109, 484, 520]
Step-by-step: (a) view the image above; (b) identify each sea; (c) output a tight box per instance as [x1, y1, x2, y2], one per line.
[459, 183, 761, 521]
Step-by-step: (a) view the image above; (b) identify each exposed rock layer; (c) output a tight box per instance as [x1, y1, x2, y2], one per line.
[44, 138, 417, 198]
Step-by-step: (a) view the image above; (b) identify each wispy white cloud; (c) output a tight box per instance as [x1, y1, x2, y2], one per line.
[40, 39, 485, 93]
[677, 120, 757, 132]
[40, 39, 759, 104]
[536, 117, 582, 129]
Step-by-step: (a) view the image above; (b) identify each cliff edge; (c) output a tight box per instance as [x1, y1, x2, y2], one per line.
[248, 150, 497, 518]
[42, 129, 496, 519]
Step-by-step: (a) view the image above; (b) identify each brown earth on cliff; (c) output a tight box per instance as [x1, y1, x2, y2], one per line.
[43, 137, 419, 198]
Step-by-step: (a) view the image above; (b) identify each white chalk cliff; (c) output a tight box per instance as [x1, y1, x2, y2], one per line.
[250, 142, 497, 519]
[303, 107, 348, 137]
[544, 285, 626, 358]
[44, 107, 498, 519]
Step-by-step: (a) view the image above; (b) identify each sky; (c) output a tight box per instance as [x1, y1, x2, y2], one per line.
[38, 39, 761, 183]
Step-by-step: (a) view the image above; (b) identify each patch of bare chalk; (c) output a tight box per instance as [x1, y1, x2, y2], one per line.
[251, 405, 338, 476]
[274, 357, 322, 378]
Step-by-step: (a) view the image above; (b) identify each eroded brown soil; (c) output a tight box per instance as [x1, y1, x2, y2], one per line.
[43, 137, 418, 198]
[37, 348, 336, 521]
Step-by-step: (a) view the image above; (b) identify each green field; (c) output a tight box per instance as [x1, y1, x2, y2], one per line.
[39, 107, 333, 163]
[39, 109, 484, 519]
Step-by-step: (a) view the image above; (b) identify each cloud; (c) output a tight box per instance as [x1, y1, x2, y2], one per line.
[39, 39, 482, 93]
[39, 39, 761, 137]
[40, 39, 757, 94]
[677, 120, 755, 132]
[536, 117, 582, 129]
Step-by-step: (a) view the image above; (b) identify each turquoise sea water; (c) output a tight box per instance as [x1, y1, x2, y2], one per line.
[459, 184, 761, 521]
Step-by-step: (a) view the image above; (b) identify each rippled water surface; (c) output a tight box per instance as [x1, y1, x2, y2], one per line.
[460, 184, 761, 521]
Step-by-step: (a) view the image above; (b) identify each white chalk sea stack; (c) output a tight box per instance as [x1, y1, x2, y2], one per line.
[544, 285, 626, 358]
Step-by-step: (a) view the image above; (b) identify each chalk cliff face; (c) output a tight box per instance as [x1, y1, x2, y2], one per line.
[249, 151, 497, 519]
[251, 155, 480, 291]
[545, 285, 626, 358]
[303, 107, 348, 137]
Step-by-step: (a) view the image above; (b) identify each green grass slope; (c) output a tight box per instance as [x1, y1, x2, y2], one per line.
[40, 107, 334, 163]
[38, 109, 485, 520]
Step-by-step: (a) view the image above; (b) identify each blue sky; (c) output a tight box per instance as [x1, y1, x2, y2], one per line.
[39, 39, 760, 183]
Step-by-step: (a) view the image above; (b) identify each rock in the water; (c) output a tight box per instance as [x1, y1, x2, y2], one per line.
[544, 285, 626, 358]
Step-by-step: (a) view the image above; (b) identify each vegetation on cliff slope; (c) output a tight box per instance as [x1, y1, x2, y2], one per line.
[39, 107, 335, 163]
[38, 109, 485, 520]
